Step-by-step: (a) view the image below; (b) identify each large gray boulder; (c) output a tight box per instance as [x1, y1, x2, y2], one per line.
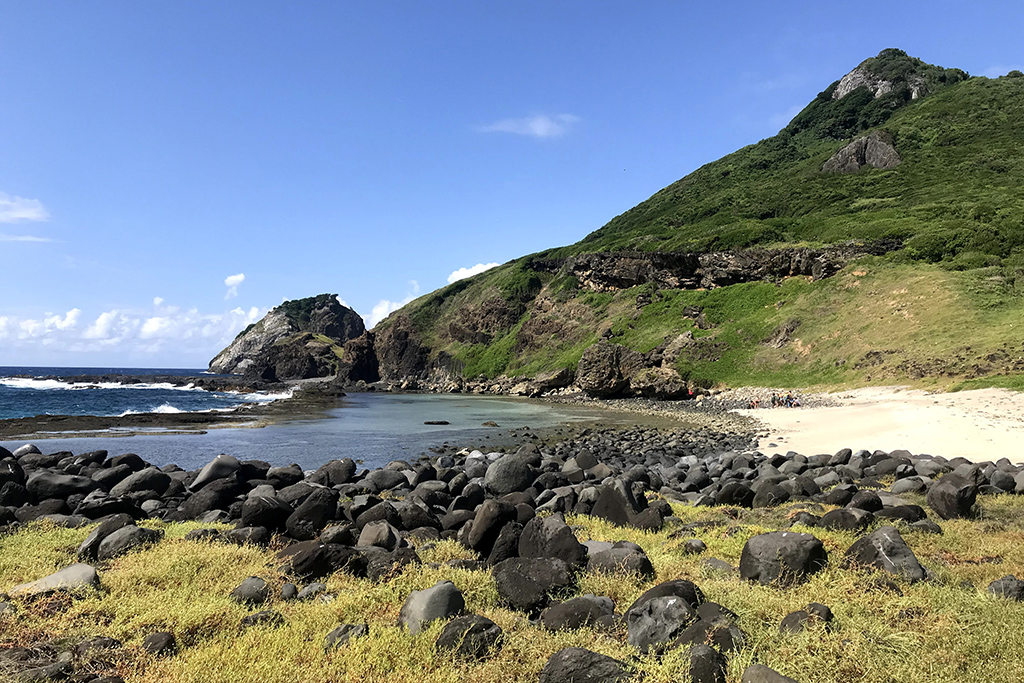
[539, 647, 630, 683]
[435, 614, 503, 660]
[26, 471, 97, 501]
[96, 525, 163, 561]
[484, 455, 534, 496]
[627, 594, 698, 654]
[77, 514, 134, 561]
[398, 580, 465, 634]
[577, 342, 631, 398]
[10, 563, 100, 598]
[519, 513, 588, 568]
[821, 130, 901, 174]
[190, 454, 241, 491]
[739, 531, 827, 586]
[926, 476, 977, 520]
[492, 557, 575, 615]
[844, 526, 926, 582]
[109, 467, 171, 497]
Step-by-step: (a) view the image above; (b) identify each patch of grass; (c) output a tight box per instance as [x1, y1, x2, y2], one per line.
[4, 496, 1024, 683]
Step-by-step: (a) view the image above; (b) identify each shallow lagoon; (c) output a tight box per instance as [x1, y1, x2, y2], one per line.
[0, 393, 643, 471]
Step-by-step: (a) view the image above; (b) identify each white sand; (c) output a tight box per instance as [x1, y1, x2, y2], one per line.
[735, 386, 1024, 464]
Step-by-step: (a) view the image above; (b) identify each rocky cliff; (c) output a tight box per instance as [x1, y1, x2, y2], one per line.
[209, 294, 365, 380]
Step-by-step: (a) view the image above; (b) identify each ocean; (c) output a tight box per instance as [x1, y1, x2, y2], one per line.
[0, 366, 625, 471]
[0, 366, 287, 420]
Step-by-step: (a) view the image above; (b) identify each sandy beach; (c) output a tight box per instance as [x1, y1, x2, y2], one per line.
[736, 386, 1024, 464]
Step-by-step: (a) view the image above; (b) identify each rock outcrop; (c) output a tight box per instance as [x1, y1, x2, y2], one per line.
[208, 294, 364, 379]
[822, 131, 901, 174]
[527, 242, 900, 293]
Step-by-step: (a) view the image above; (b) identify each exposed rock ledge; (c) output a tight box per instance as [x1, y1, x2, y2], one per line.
[822, 131, 901, 174]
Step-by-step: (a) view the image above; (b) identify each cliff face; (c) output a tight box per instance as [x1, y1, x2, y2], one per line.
[209, 294, 365, 379]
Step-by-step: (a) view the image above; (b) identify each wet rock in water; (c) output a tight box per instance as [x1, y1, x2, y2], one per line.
[538, 647, 631, 683]
[96, 525, 163, 561]
[398, 580, 465, 634]
[230, 576, 271, 606]
[9, 563, 100, 599]
[540, 594, 615, 631]
[424, 420, 450, 425]
[740, 531, 827, 586]
[142, 631, 177, 656]
[435, 614, 503, 660]
[324, 623, 369, 650]
[844, 526, 925, 583]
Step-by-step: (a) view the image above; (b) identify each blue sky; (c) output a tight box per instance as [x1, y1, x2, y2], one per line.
[1, 0, 1021, 368]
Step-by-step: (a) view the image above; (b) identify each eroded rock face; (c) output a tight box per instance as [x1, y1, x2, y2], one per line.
[208, 293, 364, 376]
[373, 314, 429, 382]
[822, 131, 901, 174]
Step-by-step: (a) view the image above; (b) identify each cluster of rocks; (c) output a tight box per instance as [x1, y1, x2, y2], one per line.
[4, 430, 1024, 681]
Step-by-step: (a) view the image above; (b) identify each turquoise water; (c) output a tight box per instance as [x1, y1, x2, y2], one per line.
[0, 393, 626, 471]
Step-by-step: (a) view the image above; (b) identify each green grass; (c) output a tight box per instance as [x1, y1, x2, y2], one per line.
[3, 495, 1024, 682]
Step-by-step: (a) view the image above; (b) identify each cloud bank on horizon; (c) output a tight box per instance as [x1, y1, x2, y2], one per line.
[0, 301, 264, 364]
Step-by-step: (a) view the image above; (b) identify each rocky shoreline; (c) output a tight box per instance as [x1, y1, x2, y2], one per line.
[3, 416, 1024, 682]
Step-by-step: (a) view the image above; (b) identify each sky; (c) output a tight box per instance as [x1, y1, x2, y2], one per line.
[1, 0, 1021, 368]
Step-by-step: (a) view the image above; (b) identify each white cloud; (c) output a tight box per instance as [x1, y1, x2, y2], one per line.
[0, 193, 49, 223]
[224, 272, 245, 299]
[5, 301, 267, 358]
[153, 297, 165, 307]
[479, 114, 580, 138]
[366, 281, 420, 328]
[0, 233, 52, 242]
[447, 262, 500, 284]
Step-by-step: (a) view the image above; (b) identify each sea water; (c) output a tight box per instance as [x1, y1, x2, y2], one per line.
[0, 366, 284, 419]
[0, 368, 626, 470]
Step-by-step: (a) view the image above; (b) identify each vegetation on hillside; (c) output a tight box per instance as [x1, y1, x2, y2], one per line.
[377, 51, 1024, 389]
[4, 494, 1024, 683]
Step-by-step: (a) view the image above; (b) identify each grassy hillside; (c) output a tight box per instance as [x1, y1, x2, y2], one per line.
[379, 52, 1024, 390]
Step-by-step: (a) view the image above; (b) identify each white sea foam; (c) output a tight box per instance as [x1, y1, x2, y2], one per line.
[117, 403, 185, 417]
[0, 377, 203, 392]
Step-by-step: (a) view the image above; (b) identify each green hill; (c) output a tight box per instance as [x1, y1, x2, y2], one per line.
[376, 50, 1024, 392]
